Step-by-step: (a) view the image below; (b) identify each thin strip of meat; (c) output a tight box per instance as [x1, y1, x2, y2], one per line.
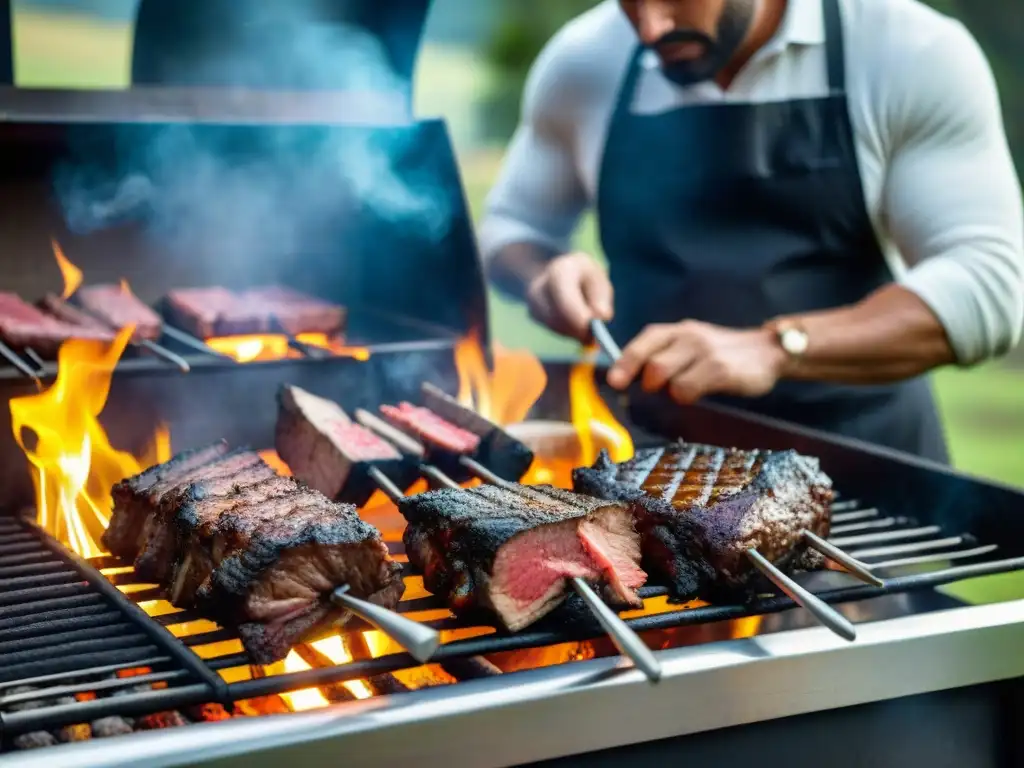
[400, 483, 645, 632]
[572, 442, 834, 601]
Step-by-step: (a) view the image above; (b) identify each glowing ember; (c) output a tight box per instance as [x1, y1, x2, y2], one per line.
[205, 333, 371, 364]
[52, 238, 82, 300]
[9, 325, 171, 557]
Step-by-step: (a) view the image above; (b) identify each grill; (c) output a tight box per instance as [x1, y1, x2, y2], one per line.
[2, 2, 1024, 765]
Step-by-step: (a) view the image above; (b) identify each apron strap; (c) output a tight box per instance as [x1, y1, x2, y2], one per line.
[822, 0, 846, 93]
[611, 45, 647, 123]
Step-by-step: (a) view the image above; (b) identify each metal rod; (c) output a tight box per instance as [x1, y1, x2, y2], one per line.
[745, 549, 856, 641]
[136, 337, 191, 373]
[830, 508, 881, 524]
[850, 536, 972, 560]
[802, 530, 883, 587]
[21, 346, 46, 372]
[570, 577, 661, 681]
[869, 544, 1000, 571]
[287, 336, 329, 360]
[830, 499, 862, 512]
[355, 408, 427, 457]
[331, 586, 439, 664]
[829, 517, 908, 536]
[366, 466, 406, 504]
[589, 318, 623, 361]
[159, 324, 232, 358]
[829, 526, 943, 549]
[459, 455, 505, 486]
[0, 340, 40, 378]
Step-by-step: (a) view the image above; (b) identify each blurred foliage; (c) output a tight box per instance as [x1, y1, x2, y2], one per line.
[479, 0, 1023, 176]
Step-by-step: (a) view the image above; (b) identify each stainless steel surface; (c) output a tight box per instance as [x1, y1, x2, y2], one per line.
[330, 586, 439, 664]
[570, 577, 662, 683]
[590, 318, 623, 362]
[10, 600, 1024, 768]
[746, 549, 857, 641]
[802, 530, 884, 587]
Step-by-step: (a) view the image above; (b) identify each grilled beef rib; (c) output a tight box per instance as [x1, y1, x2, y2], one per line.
[572, 442, 833, 600]
[400, 483, 645, 631]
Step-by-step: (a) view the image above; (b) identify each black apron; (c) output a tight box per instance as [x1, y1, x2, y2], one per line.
[597, 0, 948, 462]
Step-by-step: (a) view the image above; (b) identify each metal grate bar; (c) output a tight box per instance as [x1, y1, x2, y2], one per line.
[0, 560, 74, 580]
[0, 669, 189, 708]
[0, 599, 109, 630]
[0, 634, 153, 672]
[830, 508, 880, 524]
[0, 623, 138, 656]
[850, 536, 976, 560]
[829, 499, 862, 512]
[0, 611, 124, 644]
[0, 646, 163, 685]
[828, 517, 910, 536]
[870, 545, 1001, 571]
[0, 570, 80, 591]
[0, 656, 172, 693]
[0, 585, 93, 610]
[829, 526, 943, 548]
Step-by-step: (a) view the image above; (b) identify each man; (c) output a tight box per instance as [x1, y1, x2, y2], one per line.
[478, 0, 1024, 462]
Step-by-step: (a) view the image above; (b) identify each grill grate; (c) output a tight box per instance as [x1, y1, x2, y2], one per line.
[3, 496, 1024, 744]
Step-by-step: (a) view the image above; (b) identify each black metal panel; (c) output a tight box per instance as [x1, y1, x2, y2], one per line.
[527, 680, 1022, 768]
[132, 0, 431, 105]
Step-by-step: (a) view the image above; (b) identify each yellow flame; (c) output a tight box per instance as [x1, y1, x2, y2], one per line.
[569, 349, 634, 465]
[9, 325, 171, 557]
[453, 333, 546, 426]
[205, 333, 371, 364]
[52, 238, 83, 300]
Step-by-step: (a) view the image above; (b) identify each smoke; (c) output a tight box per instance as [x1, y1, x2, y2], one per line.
[53, 3, 452, 284]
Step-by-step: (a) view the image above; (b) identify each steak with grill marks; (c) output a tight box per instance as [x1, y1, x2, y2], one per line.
[400, 483, 645, 631]
[133, 453, 277, 582]
[275, 385, 419, 506]
[75, 284, 164, 342]
[167, 475, 304, 607]
[132, 449, 266, 581]
[206, 499, 404, 664]
[104, 441, 229, 559]
[572, 442, 834, 601]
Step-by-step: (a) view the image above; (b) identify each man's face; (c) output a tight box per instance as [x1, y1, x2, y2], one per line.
[619, 0, 758, 86]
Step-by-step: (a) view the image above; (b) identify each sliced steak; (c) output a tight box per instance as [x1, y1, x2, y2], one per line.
[103, 441, 229, 560]
[572, 442, 834, 601]
[169, 476, 310, 608]
[400, 483, 645, 631]
[38, 293, 111, 332]
[243, 286, 346, 336]
[133, 451, 275, 582]
[420, 382, 535, 483]
[75, 284, 164, 342]
[205, 498, 405, 664]
[275, 385, 419, 506]
[0, 291, 114, 357]
[380, 403, 481, 456]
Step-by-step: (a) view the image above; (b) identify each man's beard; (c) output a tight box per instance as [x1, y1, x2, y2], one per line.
[655, 0, 758, 87]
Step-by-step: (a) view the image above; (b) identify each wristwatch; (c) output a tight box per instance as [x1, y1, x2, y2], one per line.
[767, 318, 810, 358]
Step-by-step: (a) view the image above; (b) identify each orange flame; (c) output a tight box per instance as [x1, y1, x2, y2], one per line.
[205, 334, 371, 364]
[9, 325, 172, 557]
[52, 238, 83, 300]
[569, 348, 634, 465]
[454, 333, 546, 426]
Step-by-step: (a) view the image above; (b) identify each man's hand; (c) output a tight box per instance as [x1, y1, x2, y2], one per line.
[606, 321, 788, 404]
[525, 252, 613, 342]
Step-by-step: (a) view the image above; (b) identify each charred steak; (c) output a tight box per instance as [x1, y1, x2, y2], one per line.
[0, 291, 114, 357]
[275, 385, 419, 506]
[400, 483, 645, 631]
[75, 284, 164, 342]
[572, 442, 834, 601]
[107, 442, 404, 664]
[163, 286, 345, 339]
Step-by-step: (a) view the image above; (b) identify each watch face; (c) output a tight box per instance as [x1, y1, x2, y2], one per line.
[781, 328, 809, 356]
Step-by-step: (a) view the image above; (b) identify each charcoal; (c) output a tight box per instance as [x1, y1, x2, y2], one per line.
[400, 483, 645, 631]
[573, 442, 834, 601]
[275, 385, 419, 506]
[91, 716, 135, 738]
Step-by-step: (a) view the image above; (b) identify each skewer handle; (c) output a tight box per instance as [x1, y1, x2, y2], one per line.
[331, 585, 440, 664]
[570, 578, 661, 682]
[590, 318, 622, 362]
[745, 549, 856, 641]
[803, 530, 884, 587]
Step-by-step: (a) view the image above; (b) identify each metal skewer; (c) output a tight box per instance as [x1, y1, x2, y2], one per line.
[358, 416, 662, 682]
[159, 324, 233, 359]
[745, 549, 856, 641]
[21, 347, 46, 372]
[0, 340, 40, 378]
[590, 318, 622, 362]
[330, 585, 439, 664]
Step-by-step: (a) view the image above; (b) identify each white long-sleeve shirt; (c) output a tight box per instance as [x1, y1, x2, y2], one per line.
[478, 0, 1024, 365]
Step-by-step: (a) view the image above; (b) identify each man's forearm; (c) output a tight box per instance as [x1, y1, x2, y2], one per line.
[486, 242, 559, 301]
[769, 284, 958, 384]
